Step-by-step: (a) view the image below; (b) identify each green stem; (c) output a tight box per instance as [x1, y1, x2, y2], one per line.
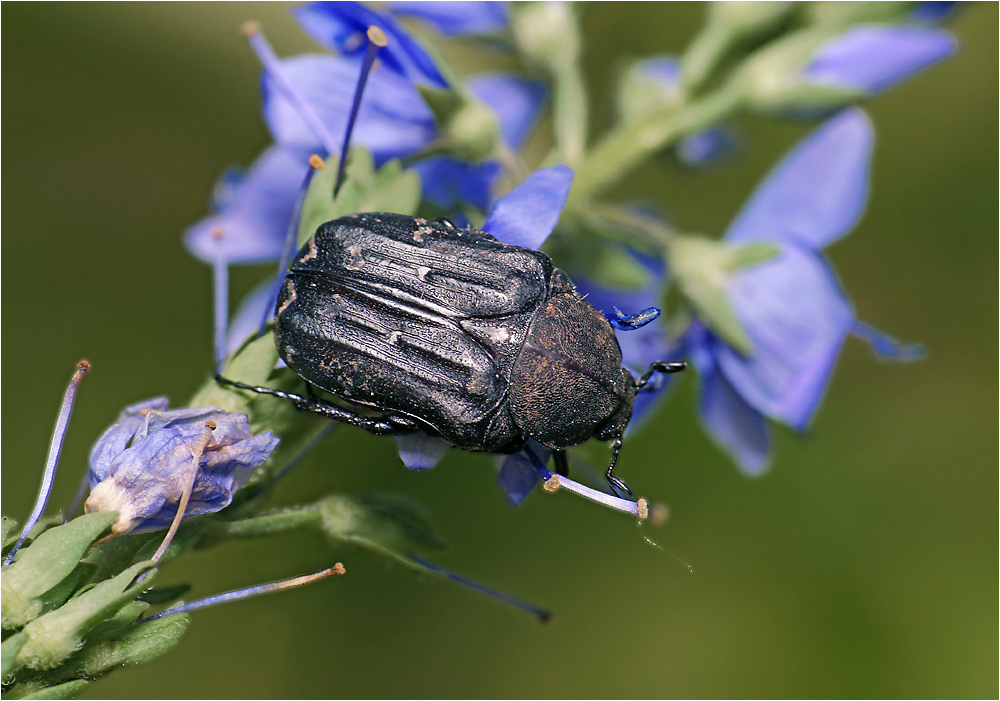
[567, 87, 745, 210]
[552, 61, 588, 163]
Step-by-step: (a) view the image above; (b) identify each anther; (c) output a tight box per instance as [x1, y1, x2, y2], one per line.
[367, 25, 389, 47]
[309, 154, 325, 169]
[637, 497, 649, 520]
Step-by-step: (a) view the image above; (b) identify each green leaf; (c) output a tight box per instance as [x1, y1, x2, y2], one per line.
[15, 679, 88, 700]
[315, 494, 446, 570]
[3, 516, 20, 548]
[2, 631, 28, 676]
[15, 561, 154, 670]
[298, 150, 421, 248]
[2, 512, 118, 630]
[66, 613, 189, 680]
[668, 234, 780, 355]
[137, 583, 191, 605]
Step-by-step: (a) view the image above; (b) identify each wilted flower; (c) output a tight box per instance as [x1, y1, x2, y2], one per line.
[85, 398, 279, 535]
[684, 108, 921, 473]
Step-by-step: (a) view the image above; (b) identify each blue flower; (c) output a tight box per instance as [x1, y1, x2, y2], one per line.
[293, 1, 448, 88]
[804, 26, 957, 94]
[263, 53, 436, 164]
[85, 399, 279, 535]
[392, 164, 574, 504]
[684, 108, 921, 474]
[184, 146, 309, 265]
[387, 1, 509, 36]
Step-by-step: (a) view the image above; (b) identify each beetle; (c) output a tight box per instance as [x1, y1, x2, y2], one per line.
[218, 213, 685, 496]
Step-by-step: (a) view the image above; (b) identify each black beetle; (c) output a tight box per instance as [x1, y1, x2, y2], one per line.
[218, 213, 685, 496]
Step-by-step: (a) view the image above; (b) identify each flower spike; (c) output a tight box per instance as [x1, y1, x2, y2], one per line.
[5, 360, 90, 566]
[334, 25, 388, 196]
[243, 22, 340, 156]
[139, 564, 346, 623]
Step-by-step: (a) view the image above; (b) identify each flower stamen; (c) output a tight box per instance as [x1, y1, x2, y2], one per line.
[242, 22, 340, 157]
[212, 228, 228, 371]
[334, 25, 388, 196]
[138, 563, 346, 623]
[258, 155, 325, 336]
[4, 361, 90, 566]
[150, 421, 216, 565]
[412, 556, 550, 622]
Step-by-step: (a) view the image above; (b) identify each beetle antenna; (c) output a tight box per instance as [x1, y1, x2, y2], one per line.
[139, 564, 346, 623]
[5, 361, 90, 566]
[242, 22, 339, 157]
[635, 360, 687, 390]
[258, 155, 325, 338]
[334, 25, 388, 197]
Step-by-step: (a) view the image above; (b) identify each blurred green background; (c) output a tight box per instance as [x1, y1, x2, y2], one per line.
[3, 3, 996, 698]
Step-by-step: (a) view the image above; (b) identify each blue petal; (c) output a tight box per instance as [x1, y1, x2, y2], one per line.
[495, 448, 544, 506]
[388, 1, 509, 35]
[805, 26, 956, 94]
[395, 433, 451, 470]
[184, 147, 308, 264]
[263, 54, 435, 164]
[292, 1, 448, 88]
[715, 243, 854, 430]
[410, 156, 501, 210]
[726, 109, 873, 250]
[690, 330, 772, 475]
[482, 164, 573, 249]
[468, 74, 546, 149]
[851, 319, 926, 362]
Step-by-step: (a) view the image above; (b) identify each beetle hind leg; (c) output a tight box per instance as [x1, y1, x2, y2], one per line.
[215, 375, 418, 435]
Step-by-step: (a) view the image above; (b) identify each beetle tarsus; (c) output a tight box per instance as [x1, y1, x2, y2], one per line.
[635, 360, 687, 390]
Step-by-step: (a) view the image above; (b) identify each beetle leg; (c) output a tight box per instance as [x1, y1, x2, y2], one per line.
[215, 375, 417, 435]
[635, 360, 687, 390]
[605, 436, 632, 497]
[552, 450, 570, 477]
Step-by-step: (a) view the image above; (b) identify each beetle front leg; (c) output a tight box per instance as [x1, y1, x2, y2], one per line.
[552, 450, 570, 477]
[605, 436, 632, 497]
[215, 375, 418, 435]
[635, 360, 687, 390]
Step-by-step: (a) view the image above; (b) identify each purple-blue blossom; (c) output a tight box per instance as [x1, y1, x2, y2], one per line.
[388, 1, 508, 36]
[293, 1, 448, 88]
[185, 146, 309, 265]
[804, 25, 957, 94]
[85, 398, 279, 535]
[684, 108, 921, 473]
